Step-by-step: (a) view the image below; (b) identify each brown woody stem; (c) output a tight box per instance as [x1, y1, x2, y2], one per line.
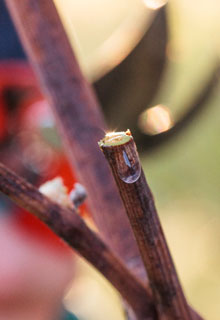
[99, 131, 194, 320]
[0, 161, 156, 320]
[5, 1, 147, 319]
[5, 0, 146, 284]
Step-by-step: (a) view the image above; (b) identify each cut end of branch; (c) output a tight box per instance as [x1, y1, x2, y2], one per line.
[98, 129, 132, 147]
[99, 130, 141, 184]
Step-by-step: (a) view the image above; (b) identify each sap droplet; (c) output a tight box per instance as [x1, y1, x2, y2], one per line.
[117, 150, 141, 183]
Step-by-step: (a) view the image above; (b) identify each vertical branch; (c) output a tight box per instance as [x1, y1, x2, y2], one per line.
[99, 131, 194, 320]
[4, 0, 147, 283]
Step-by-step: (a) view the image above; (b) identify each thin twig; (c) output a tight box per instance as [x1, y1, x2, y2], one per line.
[0, 161, 156, 320]
[99, 130, 198, 320]
[5, 0, 146, 284]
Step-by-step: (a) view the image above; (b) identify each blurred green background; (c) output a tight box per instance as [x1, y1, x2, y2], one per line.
[53, 0, 220, 319]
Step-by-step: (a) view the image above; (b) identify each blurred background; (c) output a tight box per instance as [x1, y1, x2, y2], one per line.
[1, 0, 220, 319]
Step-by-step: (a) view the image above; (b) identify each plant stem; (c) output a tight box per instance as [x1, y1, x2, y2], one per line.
[5, 2, 148, 319]
[0, 161, 156, 320]
[99, 131, 194, 320]
[5, 0, 146, 283]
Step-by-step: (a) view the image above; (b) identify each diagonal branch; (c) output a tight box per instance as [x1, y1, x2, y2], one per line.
[4, 0, 147, 284]
[99, 130, 203, 320]
[0, 161, 156, 320]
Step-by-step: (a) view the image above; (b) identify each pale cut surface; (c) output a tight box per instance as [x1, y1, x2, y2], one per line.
[99, 130, 132, 147]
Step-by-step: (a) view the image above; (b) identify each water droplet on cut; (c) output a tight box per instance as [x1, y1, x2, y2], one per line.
[118, 150, 141, 183]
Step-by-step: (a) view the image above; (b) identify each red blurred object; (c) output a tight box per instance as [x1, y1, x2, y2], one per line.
[0, 60, 38, 87]
[0, 92, 7, 140]
[0, 60, 87, 252]
[14, 208, 71, 254]
[0, 61, 41, 140]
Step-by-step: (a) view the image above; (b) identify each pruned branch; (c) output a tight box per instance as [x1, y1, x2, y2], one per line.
[0, 161, 156, 320]
[99, 130, 201, 320]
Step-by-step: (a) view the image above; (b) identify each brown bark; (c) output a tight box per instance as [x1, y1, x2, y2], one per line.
[99, 131, 200, 320]
[5, 0, 146, 283]
[0, 161, 156, 320]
